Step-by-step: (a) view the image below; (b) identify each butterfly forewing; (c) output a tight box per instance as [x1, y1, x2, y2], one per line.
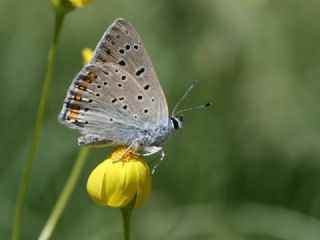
[90, 18, 169, 125]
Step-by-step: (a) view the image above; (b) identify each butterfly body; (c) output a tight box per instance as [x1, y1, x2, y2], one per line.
[59, 18, 184, 159]
[77, 119, 177, 150]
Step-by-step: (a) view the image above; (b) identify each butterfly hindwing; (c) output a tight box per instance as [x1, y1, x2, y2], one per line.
[59, 63, 160, 146]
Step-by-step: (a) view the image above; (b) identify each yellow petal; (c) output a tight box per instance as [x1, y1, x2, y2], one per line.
[86, 160, 110, 205]
[133, 161, 152, 208]
[104, 161, 138, 207]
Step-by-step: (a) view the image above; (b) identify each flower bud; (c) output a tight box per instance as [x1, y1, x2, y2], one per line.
[87, 147, 152, 208]
[82, 48, 93, 65]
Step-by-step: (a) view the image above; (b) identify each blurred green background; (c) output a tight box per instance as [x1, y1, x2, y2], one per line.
[1, 0, 320, 239]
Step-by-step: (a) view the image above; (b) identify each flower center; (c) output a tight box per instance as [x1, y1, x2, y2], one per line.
[110, 147, 141, 162]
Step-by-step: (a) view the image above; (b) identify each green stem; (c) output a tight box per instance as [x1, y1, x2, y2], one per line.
[39, 147, 90, 240]
[121, 199, 135, 240]
[11, 12, 66, 240]
[121, 209, 132, 240]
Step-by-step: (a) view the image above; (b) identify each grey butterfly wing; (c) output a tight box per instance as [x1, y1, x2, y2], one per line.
[58, 63, 159, 146]
[90, 18, 169, 125]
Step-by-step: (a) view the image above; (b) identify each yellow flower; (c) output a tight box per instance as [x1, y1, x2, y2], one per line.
[51, 0, 92, 13]
[68, 0, 93, 7]
[87, 147, 152, 208]
[82, 48, 94, 65]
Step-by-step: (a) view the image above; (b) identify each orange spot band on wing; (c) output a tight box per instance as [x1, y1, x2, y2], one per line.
[78, 85, 86, 91]
[71, 105, 80, 111]
[68, 111, 79, 120]
[88, 71, 97, 79]
[83, 78, 92, 83]
[74, 95, 82, 101]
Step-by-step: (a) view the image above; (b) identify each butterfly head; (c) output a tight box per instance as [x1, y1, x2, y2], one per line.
[170, 115, 183, 130]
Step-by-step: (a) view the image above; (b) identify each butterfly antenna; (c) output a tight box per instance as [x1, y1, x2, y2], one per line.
[171, 80, 197, 116]
[175, 102, 212, 115]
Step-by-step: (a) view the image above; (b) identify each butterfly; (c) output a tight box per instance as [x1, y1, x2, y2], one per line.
[58, 18, 210, 173]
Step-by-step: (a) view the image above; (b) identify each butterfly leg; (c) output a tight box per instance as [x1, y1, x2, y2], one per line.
[142, 146, 163, 156]
[142, 146, 165, 175]
[152, 149, 165, 175]
[113, 139, 139, 163]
